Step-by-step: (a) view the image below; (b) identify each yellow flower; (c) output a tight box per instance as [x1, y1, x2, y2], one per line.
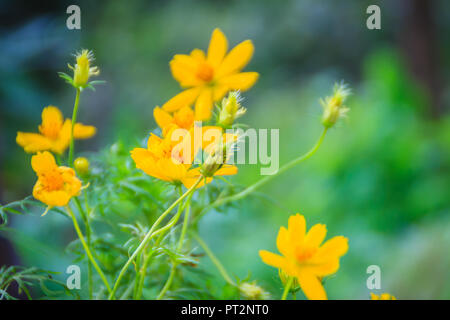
[16, 106, 96, 154]
[153, 105, 194, 136]
[130, 127, 237, 189]
[371, 293, 396, 300]
[259, 213, 348, 300]
[32, 151, 82, 209]
[69, 50, 100, 88]
[162, 28, 259, 121]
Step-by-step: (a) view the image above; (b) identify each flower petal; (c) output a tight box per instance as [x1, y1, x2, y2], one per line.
[39, 106, 64, 137]
[218, 72, 259, 91]
[74, 123, 96, 139]
[31, 151, 57, 175]
[288, 213, 306, 246]
[16, 132, 52, 153]
[162, 87, 201, 112]
[214, 165, 238, 176]
[259, 250, 288, 270]
[305, 224, 327, 248]
[170, 54, 202, 88]
[154, 106, 174, 130]
[276, 226, 292, 258]
[315, 236, 349, 261]
[216, 40, 254, 78]
[297, 272, 327, 300]
[207, 28, 228, 68]
[194, 88, 213, 121]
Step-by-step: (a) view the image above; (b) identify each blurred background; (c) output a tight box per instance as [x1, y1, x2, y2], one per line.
[1, 0, 449, 299]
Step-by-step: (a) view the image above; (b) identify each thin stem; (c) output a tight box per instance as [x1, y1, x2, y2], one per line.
[191, 232, 236, 287]
[74, 197, 93, 299]
[68, 88, 81, 166]
[281, 277, 294, 300]
[108, 176, 203, 300]
[156, 195, 193, 300]
[65, 205, 111, 293]
[194, 128, 328, 224]
[156, 266, 176, 300]
[135, 194, 189, 299]
[134, 232, 164, 299]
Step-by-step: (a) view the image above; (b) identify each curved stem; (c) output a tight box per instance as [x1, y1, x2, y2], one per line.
[66, 205, 111, 293]
[281, 277, 294, 300]
[108, 176, 203, 300]
[191, 232, 236, 287]
[194, 128, 328, 223]
[68, 88, 81, 166]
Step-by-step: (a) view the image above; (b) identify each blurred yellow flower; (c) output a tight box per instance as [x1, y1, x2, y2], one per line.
[69, 49, 100, 88]
[32, 151, 82, 209]
[162, 28, 259, 121]
[153, 105, 194, 136]
[259, 213, 348, 300]
[371, 293, 396, 300]
[16, 106, 96, 154]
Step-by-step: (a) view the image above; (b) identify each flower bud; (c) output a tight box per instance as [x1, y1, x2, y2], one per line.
[239, 282, 270, 300]
[69, 50, 99, 88]
[74, 157, 90, 175]
[200, 134, 237, 177]
[218, 91, 246, 127]
[320, 82, 351, 128]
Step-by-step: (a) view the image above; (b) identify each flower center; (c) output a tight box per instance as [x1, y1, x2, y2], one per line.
[39, 122, 61, 140]
[196, 63, 214, 82]
[295, 246, 317, 263]
[42, 170, 64, 191]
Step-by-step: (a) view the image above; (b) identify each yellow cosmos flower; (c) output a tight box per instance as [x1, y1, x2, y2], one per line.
[16, 106, 96, 154]
[162, 28, 259, 121]
[371, 293, 396, 300]
[259, 213, 349, 300]
[32, 151, 82, 210]
[153, 105, 194, 136]
[130, 127, 237, 189]
[69, 49, 100, 88]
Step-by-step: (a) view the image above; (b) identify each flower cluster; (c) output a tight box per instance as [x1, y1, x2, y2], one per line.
[131, 28, 257, 190]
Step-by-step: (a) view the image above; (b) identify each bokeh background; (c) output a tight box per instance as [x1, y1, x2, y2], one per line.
[1, 0, 449, 299]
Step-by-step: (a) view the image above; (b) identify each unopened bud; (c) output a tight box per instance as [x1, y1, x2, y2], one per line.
[218, 91, 246, 127]
[320, 82, 351, 128]
[74, 157, 90, 175]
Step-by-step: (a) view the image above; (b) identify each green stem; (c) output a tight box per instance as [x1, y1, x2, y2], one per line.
[135, 194, 187, 299]
[281, 277, 294, 300]
[68, 88, 81, 166]
[194, 128, 328, 223]
[156, 196, 193, 300]
[135, 232, 164, 299]
[66, 205, 111, 293]
[192, 232, 236, 287]
[74, 197, 93, 300]
[108, 176, 203, 300]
